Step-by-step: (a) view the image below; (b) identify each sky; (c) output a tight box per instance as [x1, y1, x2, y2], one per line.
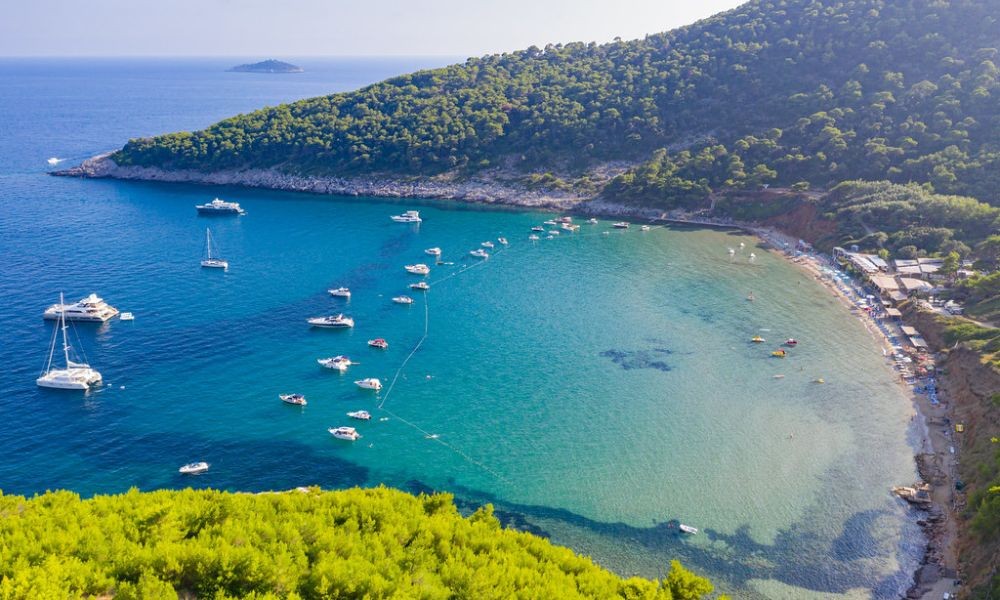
[1, 0, 745, 57]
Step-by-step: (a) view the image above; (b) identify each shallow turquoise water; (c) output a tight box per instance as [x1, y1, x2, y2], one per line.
[0, 59, 923, 598]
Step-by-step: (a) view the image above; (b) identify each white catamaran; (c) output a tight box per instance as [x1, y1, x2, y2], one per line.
[37, 293, 102, 390]
[201, 228, 228, 270]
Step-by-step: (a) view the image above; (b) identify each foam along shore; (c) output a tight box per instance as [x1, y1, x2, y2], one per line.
[753, 226, 961, 599]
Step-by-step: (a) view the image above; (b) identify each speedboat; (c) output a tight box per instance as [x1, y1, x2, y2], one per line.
[785, 338, 799, 346]
[531, 226, 545, 232]
[390, 210, 421, 223]
[424, 247, 442, 256]
[528, 234, 540, 241]
[481, 241, 494, 249]
[354, 378, 382, 391]
[119, 312, 134, 321]
[588, 218, 599, 224]
[549, 229, 561, 235]
[555, 216, 573, 224]
[641, 225, 651, 231]
[329, 426, 361, 440]
[368, 338, 389, 349]
[280, 393, 307, 405]
[543, 220, 557, 226]
[43, 293, 119, 322]
[469, 249, 489, 259]
[317, 356, 353, 371]
[328, 287, 351, 298]
[410, 282, 430, 291]
[37, 294, 102, 390]
[771, 349, 787, 358]
[196, 198, 245, 215]
[751, 336, 765, 343]
[613, 222, 630, 229]
[308, 314, 354, 328]
[393, 296, 414, 304]
[405, 264, 430, 275]
[498, 237, 509, 246]
[679, 524, 698, 535]
[347, 410, 371, 421]
[179, 462, 209, 475]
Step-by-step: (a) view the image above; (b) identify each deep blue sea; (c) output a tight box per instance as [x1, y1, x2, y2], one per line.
[0, 58, 924, 598]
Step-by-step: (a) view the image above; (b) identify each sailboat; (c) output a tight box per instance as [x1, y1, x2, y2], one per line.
[37, 293, 102, 390]
[200, 228, 228, 269]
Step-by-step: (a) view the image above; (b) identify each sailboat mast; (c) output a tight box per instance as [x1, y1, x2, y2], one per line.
[59, 292, 71, 368]
[205, 228, 212, 260]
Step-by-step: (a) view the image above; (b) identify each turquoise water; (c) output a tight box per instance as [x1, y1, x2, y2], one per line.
[0, 59, 923, 598]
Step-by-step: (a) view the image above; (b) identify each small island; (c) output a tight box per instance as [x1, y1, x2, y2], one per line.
[227, 59, 303, 73]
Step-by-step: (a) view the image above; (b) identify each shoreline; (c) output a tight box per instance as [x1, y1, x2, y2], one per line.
[59, 153, 953, 597]
[752, 226, 960, 599]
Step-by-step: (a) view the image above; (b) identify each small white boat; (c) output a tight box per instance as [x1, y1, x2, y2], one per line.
[308, 314, 354, 328]
[404, 263, 430, 275]
[469, 249, 489, 259]
[37, 293, 103, 390]
[498, 237, 509, 245]
[640, 225, 651, 231]
[393, 296, 414, 304]
[179, 462, 209, 475]
[543, 220, 557, 226]
[280, 393, 307, 405]
[410, 282, 430, 291]
[355, 378, 382, 391]
[549, 229, 561, 235]
[679, 524, 698, 535]
[119, 312, 134, 321]
[47, 157, 62, 166]
[390, 210, 421, 223]
[555, 216, 573, 224]
[329, 426, 361, 441]
[424, 247, 442, 256]
[196, 198, 245, 215]
[347, 410, 371, 421]
[481, 241, 494, 249]
[43, 293, 119, 322]
[613, 222, 630, 229]
[560, 223, 579, 232]
[588, 218, 598, 224]
[200, 228, 228, 269]
[531, 226, 545, 232]
[328, 287, 351, 298]
[317, 356, 353, 371]
[368, 338, 389, 349]
[528, 234, 540, 241]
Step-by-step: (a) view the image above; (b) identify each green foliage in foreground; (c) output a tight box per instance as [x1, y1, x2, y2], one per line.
[0, 486, 721, 600]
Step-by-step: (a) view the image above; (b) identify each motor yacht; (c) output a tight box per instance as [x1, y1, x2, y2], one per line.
[347, 410, 372, 421]
[393, 296, 414, 304]
[307, 314, 354, 328]
[196, 198, 245, 215]
[531, 226, 545, 232]
[498, 237, 509, 245]
[37, 294, 103, 390]
[405, 263, 430, 275]
[543, 220, 557, 226]
[368, 338, 389, 349]
[640, 225, 651, 231]
[43, 293, 119, 322]
[280, 393, 308, 405]
[390, 210, 422, 223]
[410, 282, 430, 291]
[354, 378, 382, 391]
[481, 241, 494, 249]
[328, 287, 351, 298]
[317, 356, 353, 371]
[588, 218, 599, 224]
[179, 462, 210, 475]
[613, 222, 630, 229]
[424, 247, 442, 256]
[329, 426, 361, 441]
[469, 249, 489, 259]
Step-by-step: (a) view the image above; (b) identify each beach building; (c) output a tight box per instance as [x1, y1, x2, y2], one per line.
[899, 277, 935, 296]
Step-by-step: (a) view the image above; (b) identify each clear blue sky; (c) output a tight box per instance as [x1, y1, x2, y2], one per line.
[2, 0, 745, 57]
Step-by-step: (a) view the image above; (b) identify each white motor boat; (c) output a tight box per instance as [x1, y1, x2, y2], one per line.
[469, 249, 489, 259]
[481, 241, 494, 249]
[280, 393, 308, 405]
[354, 378, 382, 391]
[528, 234, 540, 241]
[641, 225, 651, 231]
[329, 426, 361, 440]
[613, 222, 630, 229]
[347, 410, 371, 421]
[308, 314, 355, 328]
[549, 230, 561, 235]
[200, 228, 228, 269]
[588, 218, 599, 224]
[543, 220, 557, 226]
[119, 312, 134, 321]
[531, 226, 545, 232]
[424, 247, 442, 256]
[405, 263, 430, 275]
[679, 524, 699, 535]
[328, 287, 351, 298]
[43, 293, 119, 322]
[498, 237, 509, 246]
[317, 356, 353, 371]
[37, 293, 103, 390]
[368, 338, 389, 349]
[179, 462, 210, 475]
[393, 296, 414, 304]
[390, 210, 422, 223]
[409, 282, 430, 291]
[196, 198, 245, 215]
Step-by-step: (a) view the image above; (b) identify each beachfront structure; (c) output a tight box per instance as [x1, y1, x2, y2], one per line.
[899, 277, 936, 296]
[893, 258, 946, 281]
[834, 249, 888, 276]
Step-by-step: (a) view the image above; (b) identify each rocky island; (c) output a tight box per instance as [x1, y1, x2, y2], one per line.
[227, 59, 303, 73]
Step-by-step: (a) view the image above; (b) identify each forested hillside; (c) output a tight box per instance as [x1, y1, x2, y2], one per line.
[112, 0, 1000, 205]
[0, 487, 720, 599]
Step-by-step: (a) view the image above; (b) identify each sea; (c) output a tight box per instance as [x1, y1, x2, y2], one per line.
[0, 57, 924, 599]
